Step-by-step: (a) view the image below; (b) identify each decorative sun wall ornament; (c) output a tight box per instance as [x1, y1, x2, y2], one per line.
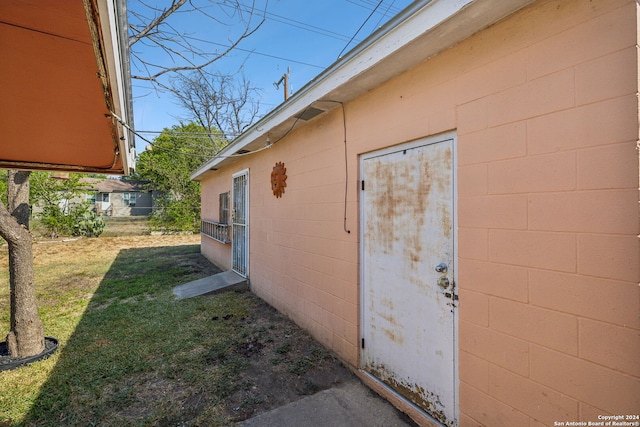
[271, 161, 287, 198]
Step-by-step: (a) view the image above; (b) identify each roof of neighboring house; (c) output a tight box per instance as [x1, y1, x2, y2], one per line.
[81, 179, 148, 193]
[191, 0, 534, 181]
[0, 0, 135, 175]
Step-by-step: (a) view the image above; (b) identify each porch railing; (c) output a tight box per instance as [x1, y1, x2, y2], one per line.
[201, 219, 230, 244]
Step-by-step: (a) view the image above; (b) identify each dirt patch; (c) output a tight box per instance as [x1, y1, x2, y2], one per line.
[216, 297, 355, 422]
[91, 290, 357, 424]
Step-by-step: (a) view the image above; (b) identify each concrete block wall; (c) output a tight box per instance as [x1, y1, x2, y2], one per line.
[450, 0, 638, 424]
[200, 113, 362, 365]
[200, 0, 639, 424]
[246, 113, 361, 366]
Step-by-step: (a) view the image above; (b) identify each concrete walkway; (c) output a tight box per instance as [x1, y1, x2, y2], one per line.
[237, 379, 417, 427]
[172, 270, 248, 299]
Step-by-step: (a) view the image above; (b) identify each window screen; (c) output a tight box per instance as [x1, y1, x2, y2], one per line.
[219, 192, 230, 224]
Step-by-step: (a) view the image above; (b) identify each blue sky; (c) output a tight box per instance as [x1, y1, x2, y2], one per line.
[129, 0, 414, 153]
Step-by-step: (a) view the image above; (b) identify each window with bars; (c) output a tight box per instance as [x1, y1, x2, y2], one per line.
[201, 219, 230, 244]
[219, 192, 230, 224]
[200, 192, 232, 244]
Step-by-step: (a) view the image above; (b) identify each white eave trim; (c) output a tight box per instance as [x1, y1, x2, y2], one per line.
[98, 0, 136, 174]
[191, 0, 533, 181]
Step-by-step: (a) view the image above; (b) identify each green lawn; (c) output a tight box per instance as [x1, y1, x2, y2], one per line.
[1, 235, 340, 426]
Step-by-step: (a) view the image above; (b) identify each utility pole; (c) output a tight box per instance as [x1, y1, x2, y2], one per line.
[274, 67, 290, 101]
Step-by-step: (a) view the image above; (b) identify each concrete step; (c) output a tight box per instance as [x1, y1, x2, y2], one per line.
[172, 270, 248, 299]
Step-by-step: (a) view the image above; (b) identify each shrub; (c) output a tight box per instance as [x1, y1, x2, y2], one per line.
[73, 211, 106, 237]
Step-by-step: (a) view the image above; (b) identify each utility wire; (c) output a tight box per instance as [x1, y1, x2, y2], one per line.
[113, 113, 275, 160]
[136, 129, 235, 137]
[179, 34, 325, 69]
[222, 2, 359, 43]
[346, 0, 403, 15]
[112, 113, 220, 158]
[337, 0, 385, 59]
[318, 100, 351, 234]
[373, 0, 398, 29]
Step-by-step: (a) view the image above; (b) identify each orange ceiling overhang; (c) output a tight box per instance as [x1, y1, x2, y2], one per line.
[0, 0, 135, 175]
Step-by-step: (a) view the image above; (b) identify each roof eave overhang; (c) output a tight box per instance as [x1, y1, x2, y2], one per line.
[74, 0, 136, 175]
[0, 0, 135, 175]
[191, 0, 534, 181]
[96, 0, 136, 175]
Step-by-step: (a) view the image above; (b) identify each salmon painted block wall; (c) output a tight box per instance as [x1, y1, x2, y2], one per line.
[200, 0, 640, 424]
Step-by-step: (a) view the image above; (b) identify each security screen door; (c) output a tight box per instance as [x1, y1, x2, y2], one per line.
[232, 170, 249, 277]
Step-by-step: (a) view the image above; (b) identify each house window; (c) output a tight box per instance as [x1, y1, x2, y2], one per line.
[123, 192, 136, 207]
[219, 192, 230, 224]
[86, 193, 96, 204]
[102, 193, 109, 202]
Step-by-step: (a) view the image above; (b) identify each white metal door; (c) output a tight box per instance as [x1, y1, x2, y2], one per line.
[360, 134, 457, 426]
[232, 170, 249, 277]
[100, 193, 111, 215]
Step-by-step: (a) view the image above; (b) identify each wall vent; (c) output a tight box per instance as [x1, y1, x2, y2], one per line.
[295, 106, 324, 121]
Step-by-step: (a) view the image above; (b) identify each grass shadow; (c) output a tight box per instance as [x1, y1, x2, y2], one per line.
[1, 237, 354, 427]
[13, 242, 259, 426]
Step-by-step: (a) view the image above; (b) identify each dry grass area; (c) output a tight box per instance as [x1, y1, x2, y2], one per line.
[101, 217, 152, 237]
[28, 216, 151, 240]
[0, 232, 353, 426]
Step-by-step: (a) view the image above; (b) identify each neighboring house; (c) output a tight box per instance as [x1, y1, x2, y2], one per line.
[31, 179, 153, 218]
[192, 0, 639, 426]
[84, 179, 155, 217]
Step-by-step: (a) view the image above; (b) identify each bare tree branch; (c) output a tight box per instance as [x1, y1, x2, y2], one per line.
[169, 71, 261, 140]
[128, 0, 266, 88]
[128, 0, 187, 48]
[131, 31, 244, 82]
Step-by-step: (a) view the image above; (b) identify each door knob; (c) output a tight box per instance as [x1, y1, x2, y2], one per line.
[437, 277, 450, 288]
[435, 263, 448, 273]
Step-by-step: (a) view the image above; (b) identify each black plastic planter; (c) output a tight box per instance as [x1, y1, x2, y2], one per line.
[0, 337, 59, 372]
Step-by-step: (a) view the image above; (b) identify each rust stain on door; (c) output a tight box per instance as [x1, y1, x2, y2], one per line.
[364, 144, 452, 271]
[365, 362, 451, 426]
[361, 136, 457, 426]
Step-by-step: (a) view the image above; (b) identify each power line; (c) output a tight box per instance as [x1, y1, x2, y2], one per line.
[226, 2, 359, 43]
[373, 0, 399, 29]
[337, 0, 385, 59]
[180, 34, 325, 69]
[136, 129, 229, 136]
[345, 0, 403, 16]
[130, 1, 409, 79]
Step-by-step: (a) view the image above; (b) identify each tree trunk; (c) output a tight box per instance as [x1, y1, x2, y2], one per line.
[0, 170, 44, 357]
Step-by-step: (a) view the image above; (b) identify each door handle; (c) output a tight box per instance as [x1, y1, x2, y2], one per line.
[435, 263, 448, 273]
[437, 277, 450, 289]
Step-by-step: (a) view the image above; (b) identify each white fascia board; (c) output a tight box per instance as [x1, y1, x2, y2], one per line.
[99, 0, 136, 174]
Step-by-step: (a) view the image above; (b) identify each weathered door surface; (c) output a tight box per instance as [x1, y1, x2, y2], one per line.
[232, 170, 249, 277]
[360, 134, 457, 426]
